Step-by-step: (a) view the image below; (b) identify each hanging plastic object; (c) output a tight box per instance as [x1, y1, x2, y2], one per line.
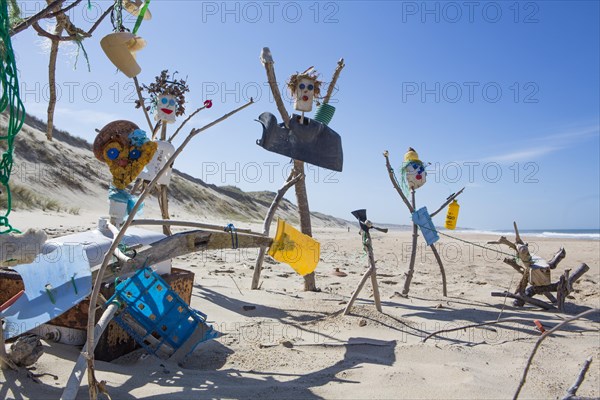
[314, 103, 336, 125]
[256, 112, 343, 172]
[445, 200, 460, 230]
[412, 207, 439, 246]
[268, 219, 320, 276]
[100, 32, 146, 78]
[138, 140, 176, 185]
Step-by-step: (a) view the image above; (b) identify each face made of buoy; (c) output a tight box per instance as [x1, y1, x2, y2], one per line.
[403, 147, 427, 190]
[294, 78, 316, 112]
[155, 94, 178, 124]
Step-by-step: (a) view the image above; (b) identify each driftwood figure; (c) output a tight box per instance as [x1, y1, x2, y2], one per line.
[257, 47, 345, 291]
[384, 150, 464, 297]
[489, 222, 590, 312]
[344, 209, 388, 315]
[131, 70, 212, 235]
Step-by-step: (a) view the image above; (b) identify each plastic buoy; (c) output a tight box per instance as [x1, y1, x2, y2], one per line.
[445, 200, 460, 230]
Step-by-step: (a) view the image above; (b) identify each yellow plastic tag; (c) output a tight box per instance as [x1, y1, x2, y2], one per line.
[268, 219, 320, 276]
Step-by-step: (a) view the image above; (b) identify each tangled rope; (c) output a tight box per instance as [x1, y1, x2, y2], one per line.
[0, 0, 25, 234]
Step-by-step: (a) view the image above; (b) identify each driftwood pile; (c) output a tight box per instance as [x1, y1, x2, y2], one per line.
[489, 222, 589, 312]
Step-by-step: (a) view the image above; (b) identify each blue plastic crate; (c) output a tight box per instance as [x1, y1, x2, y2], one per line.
[108, 267, 217, 359]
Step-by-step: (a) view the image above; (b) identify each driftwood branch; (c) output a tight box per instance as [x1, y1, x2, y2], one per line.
[251, 172, 303, 290]
[423, 317, 529, 342]
[9, 0, 63, 36]
[168, 104, 209, 143]
[383, 151, 414, 212]
[430, 244, 447, 297]
[343, 228, 382, 315]
[133, 76, 154, 134]
[488, 236, 518, 252]
[527, 264, 589, 296]
[430, 187, 465, 218]
[513, 221, 524, 245]
[562, 356, 594, 400]
[82, 99, 254, 400]
[260, 47, 290, 127]
[131, 219, 254, 233]
[548, 247, 566, 269]
[60, 302, 119, 400]
[502, 257, 524, 274]
[512, 308, 599, 400]
[491, 291, 555, 310]
[322, 58, 345, 104]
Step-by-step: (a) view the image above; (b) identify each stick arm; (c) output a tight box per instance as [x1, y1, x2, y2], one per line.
[430, 187, 465, 218]
[260, 47, 290, 127]
[383, 151, 414, 212]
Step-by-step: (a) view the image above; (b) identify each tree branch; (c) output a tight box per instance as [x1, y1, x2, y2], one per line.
[9, 0, 63, 36]
[430, 187, 465, 218]
[383, 151, 414, 212]
[322, 58, 345, 104]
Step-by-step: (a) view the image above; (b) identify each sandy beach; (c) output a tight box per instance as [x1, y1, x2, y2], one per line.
[1, 210, 598, 400]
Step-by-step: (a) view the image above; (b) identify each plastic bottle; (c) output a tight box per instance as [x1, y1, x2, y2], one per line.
[445, 200, 460, 230]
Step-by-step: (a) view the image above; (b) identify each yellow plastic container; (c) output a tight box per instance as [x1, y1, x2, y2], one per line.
[445, 200, 460, 230]
[268, 219, 320, 276]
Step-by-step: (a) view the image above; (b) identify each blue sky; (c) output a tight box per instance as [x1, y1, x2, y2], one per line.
[10, 0, 600, 229]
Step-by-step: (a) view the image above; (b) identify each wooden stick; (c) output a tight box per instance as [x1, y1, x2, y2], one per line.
[158, 185, 172, 236]
[429, 187, 465, 218]
[491, 291, 555, 310]
[322, 58, 345, 104]
[383, 151, 414, 212]
[488, 236, 518, 252]
[92, 230, 273, 284]
[10, 0, 64, 36]
[513, 221, 524, 245]
[430, 244, 448, 297]
[548, 247, 566, 269]
[343, 265, 374, 315]
[130, 219, 254, 233]
[366, 231, 382, 312]
[562, 356, 593, 400]
[168, 105, 208, 143]
[260, 47, 290, 127]
[527, 264, 590, 295]
[82, 99, 254, 400]
[402, 190, 418, 296]
[60, 302, 119, 400]
[502, 257, 525, 274]
[133, 76, 154, 135]
[423, 317, 529, 342]
[512, 308, 599, 400]
[251, 173, 303, 290]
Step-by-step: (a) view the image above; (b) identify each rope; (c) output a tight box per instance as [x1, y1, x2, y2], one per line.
[225, 223, 238, 249]
[0, 0, 25, 234]
[413, 219, 518, 259]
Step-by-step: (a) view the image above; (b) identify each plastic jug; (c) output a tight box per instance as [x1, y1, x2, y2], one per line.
[445, 200, 460, 230]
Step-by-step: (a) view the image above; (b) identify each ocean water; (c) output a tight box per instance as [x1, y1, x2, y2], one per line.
[453, 228, 600, 240]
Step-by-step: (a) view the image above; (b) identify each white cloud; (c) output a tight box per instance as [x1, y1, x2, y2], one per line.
[480, 125, 599, 164]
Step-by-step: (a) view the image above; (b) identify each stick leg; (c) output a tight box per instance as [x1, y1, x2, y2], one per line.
[430, 244, 447, 297]
[251, 246, 267, 290]
[366, 241, 382, 312]
[159, 185, 172, 236]
[402, 222, 418, 296]
[344, 268, 373, 315]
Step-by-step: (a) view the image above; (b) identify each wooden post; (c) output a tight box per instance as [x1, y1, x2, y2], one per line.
[343, 229, 382, 315]
[402, 190, 418, 296]
[159, 123, 172, 236]
[251, 173, 303, 290]
[430, 244, 447, 297]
